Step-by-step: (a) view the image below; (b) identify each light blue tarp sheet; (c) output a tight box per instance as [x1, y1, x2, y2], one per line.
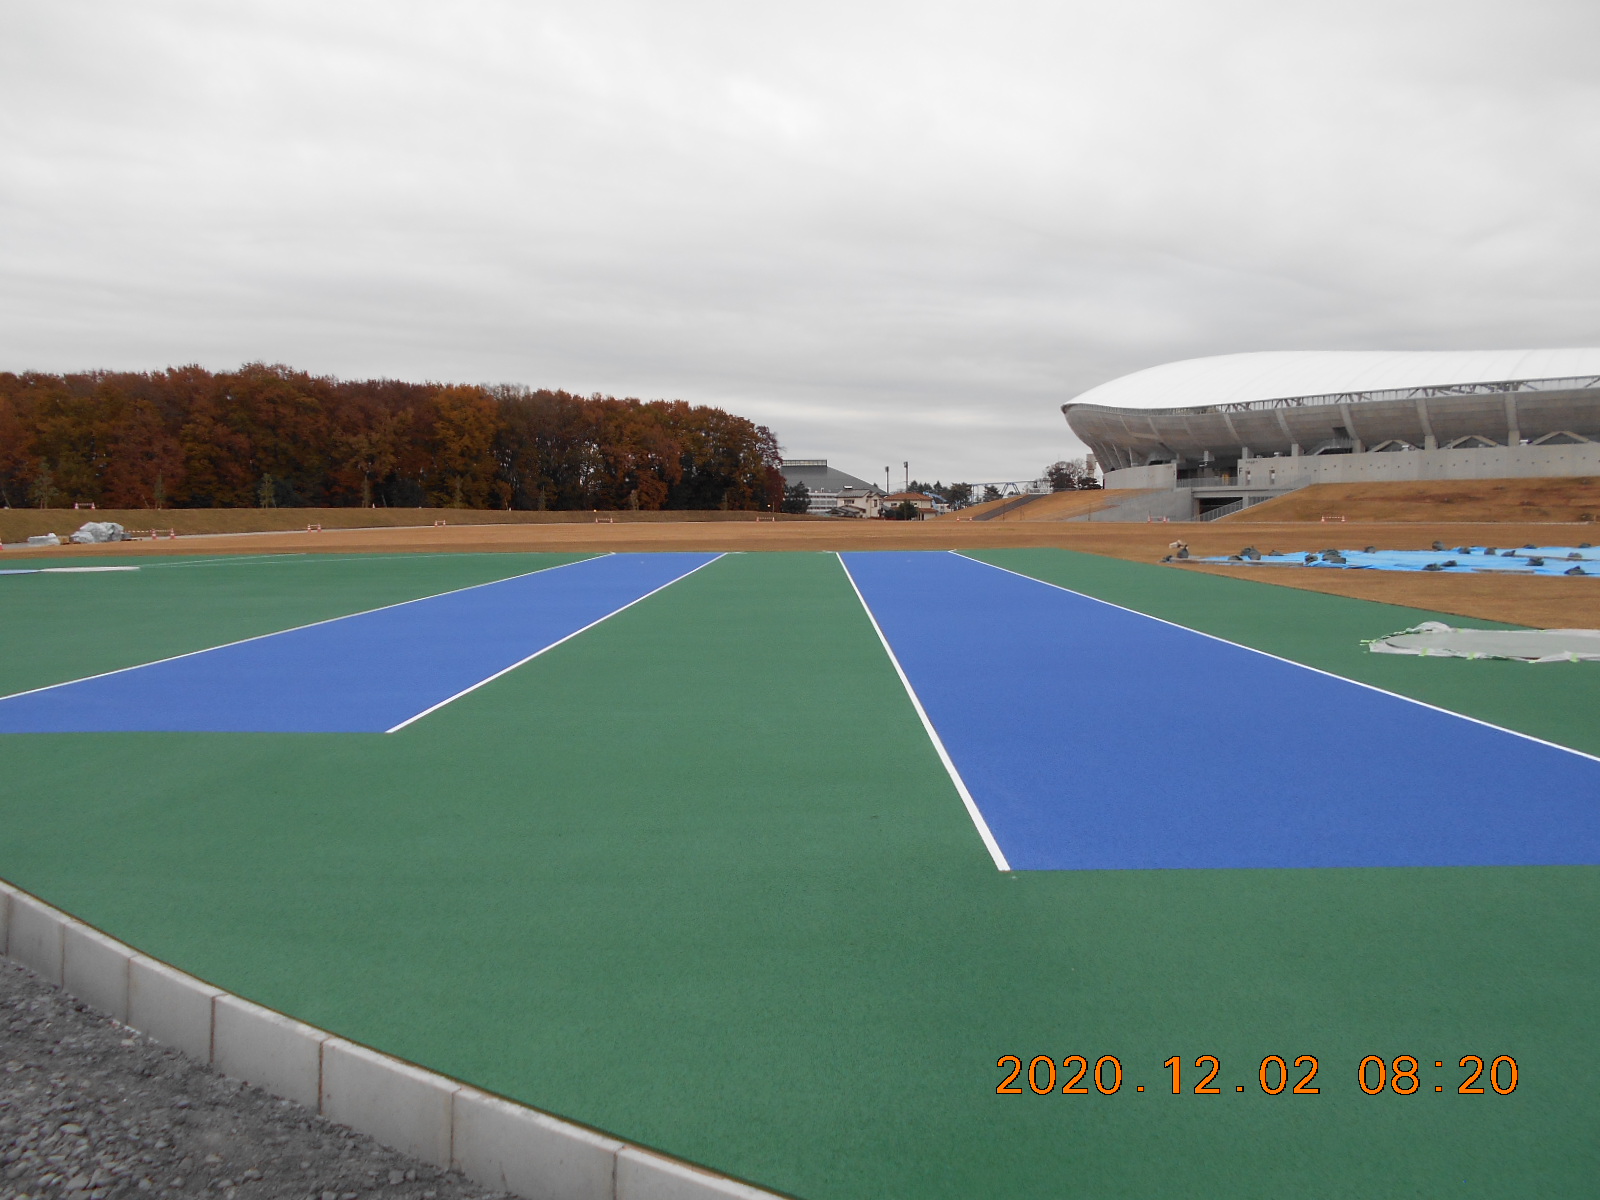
[1192, 544, 1598, 576]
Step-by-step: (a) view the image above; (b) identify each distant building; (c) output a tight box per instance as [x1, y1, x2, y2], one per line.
[884, 491, 938, 518]
[832, 486, 883, 518]
[780, 459, 883, 516]
[1063, 349, 1600, 519]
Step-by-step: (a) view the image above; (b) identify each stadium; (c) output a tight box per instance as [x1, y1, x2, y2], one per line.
[1063, 349, 1600, 519]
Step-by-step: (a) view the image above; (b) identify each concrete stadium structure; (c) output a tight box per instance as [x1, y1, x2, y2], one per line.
[1062, 350, 1600, 519]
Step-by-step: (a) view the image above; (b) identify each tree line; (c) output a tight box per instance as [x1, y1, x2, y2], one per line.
[0, 364, 783, 511]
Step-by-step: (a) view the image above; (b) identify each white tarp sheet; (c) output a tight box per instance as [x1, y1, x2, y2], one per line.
[69, 521, 127, 544]
[1367, 622, 1600, 662]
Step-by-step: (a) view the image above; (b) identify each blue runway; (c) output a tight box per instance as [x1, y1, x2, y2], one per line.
[0, 553, 719, 734]
[841, 551, 1600, 871]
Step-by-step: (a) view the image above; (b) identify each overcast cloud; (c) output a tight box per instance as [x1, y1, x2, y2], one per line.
[3, 0, 1597, 482]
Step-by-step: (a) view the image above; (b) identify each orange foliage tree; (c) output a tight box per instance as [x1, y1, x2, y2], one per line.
[0, 365, 783, 511]
[425, 386, 501, 508]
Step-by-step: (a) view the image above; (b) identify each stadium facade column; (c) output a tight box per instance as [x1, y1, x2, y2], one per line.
[1338, 402, 1366, 452]
[1415, 398, 1438, 450]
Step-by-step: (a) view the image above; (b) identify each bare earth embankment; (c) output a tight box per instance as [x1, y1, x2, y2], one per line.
[937, 490, 1112, 521]
[1223, 477, 1600, 524]
[0, 507, 824, 545]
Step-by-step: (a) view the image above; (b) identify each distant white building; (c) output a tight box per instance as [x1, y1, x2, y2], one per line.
[832, 486, 883, 518]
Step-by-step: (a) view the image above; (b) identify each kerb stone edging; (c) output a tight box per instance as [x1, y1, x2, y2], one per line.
[0, 878, 786, 1200]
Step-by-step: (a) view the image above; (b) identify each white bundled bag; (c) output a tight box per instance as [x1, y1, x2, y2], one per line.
[1367, 621, 1600, 662]
[69, 522, 127, 544]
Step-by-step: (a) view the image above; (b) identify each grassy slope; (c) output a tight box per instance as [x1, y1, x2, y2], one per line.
[1, 550, 1595, 1198]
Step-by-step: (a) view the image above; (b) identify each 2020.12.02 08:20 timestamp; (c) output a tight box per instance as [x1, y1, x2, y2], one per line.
[996, 1055, 1519, 1096]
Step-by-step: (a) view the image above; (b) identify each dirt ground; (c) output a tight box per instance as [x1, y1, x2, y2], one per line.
[1177, 563, 1600, 629]
[1226, 477, 1600, 524]
[0, 508, 824, 545]
[938, 490, 1114, 521]
[0, 958, 501, 1200]
[6, 518, 1599, 630]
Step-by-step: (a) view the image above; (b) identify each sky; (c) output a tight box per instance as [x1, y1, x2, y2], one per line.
[3, 1, 1597, 483]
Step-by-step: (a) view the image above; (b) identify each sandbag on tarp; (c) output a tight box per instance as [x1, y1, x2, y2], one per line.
[1367, 621, 1600, 662]
[69, 521, 126, 544]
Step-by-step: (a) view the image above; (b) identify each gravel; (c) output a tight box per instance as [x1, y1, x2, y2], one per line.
[0, 957, 511, 1200]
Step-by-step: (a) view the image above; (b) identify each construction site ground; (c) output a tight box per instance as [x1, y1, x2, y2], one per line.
[5, 545, 1599, 1200]
[0, 957, 495, 1200]
[1225, 476, 1600, 524]
[0, 506, 826, 545]
[6, 517, 1600, 1198]
[6, 515, 1597, 630]
[939, 489, 1114, 521]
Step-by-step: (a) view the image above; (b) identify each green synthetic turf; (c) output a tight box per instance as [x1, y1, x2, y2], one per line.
[1, 551, 1595, 1198]
[968, 546, 1600, 756]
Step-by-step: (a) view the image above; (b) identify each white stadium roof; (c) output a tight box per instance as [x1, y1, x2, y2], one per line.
[1069, 349, 1600, 410]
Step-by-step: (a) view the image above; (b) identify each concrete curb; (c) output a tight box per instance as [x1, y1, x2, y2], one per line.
[0, 878, 786, 1200]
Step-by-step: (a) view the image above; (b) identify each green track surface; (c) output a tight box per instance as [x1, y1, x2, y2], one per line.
[1, 549, 1595, 1198]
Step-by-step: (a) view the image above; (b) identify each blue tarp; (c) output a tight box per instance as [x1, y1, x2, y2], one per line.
[1191, 544, 1598, 576]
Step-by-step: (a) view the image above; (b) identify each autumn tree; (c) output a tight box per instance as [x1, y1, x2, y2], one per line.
[0, 375, 34, 508]
[492, 387, 603, 510]
[173, 391, 255, 507]
[0, 365, 785, 513]
[337, 407, 411, 508]
[25, 372, 116, 506]
[101, 380, 185, 508]
[426, 386, 502, 507]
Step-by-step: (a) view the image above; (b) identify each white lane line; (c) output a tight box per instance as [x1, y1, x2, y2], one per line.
[954, 550, 1600, 767]
[836, 553, 1011, 872]
[385, 553, 728, 733]
[0, 567, 140, 575]
[0, 554, 610, 706]
[138, 554, 313, 569]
